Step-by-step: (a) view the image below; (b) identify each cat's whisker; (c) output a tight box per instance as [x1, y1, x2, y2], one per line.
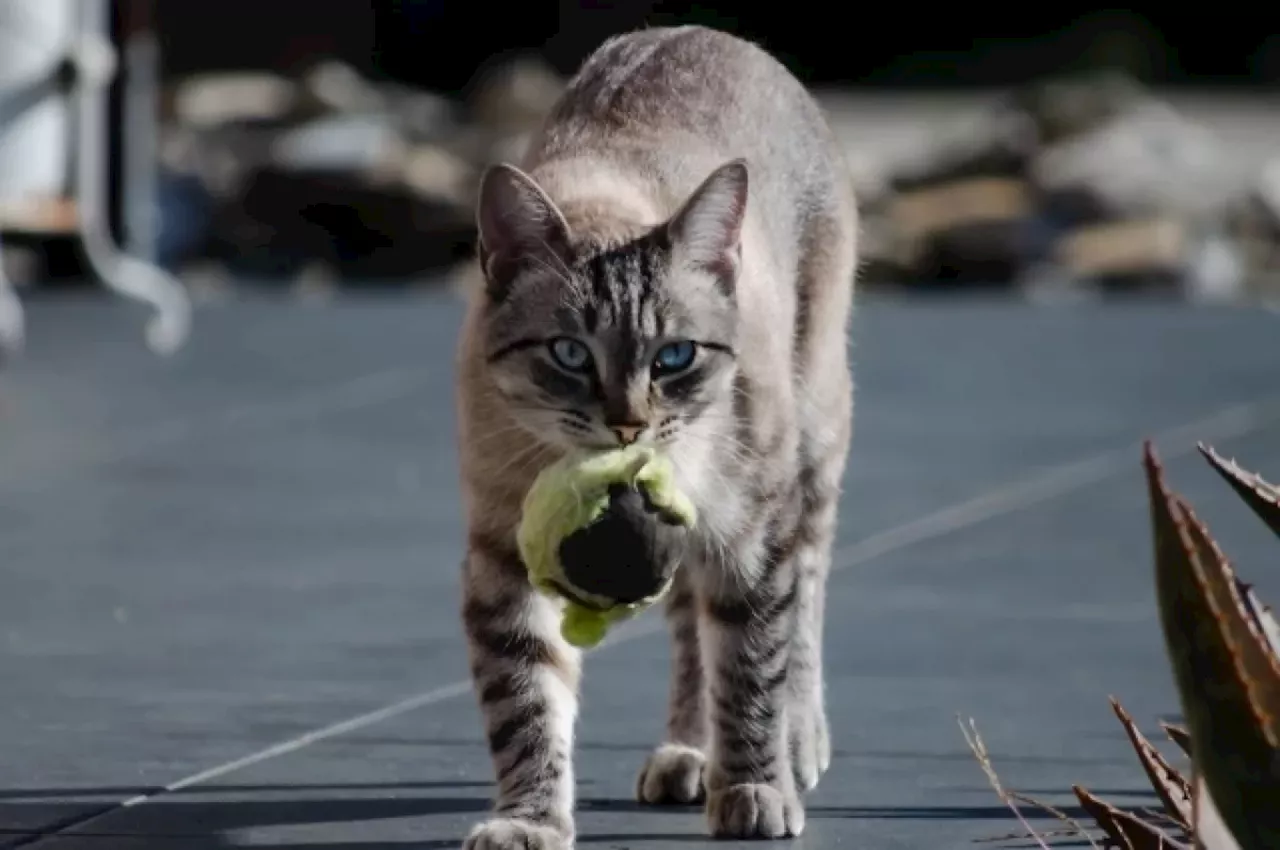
[468, 422, 542, 448]
[484, 438, 555, 481]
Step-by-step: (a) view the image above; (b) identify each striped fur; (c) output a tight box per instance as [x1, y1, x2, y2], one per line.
[456, 26, 856, 848]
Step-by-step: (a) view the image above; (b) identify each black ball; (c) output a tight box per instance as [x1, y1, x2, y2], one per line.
[557, 482, 691, 606]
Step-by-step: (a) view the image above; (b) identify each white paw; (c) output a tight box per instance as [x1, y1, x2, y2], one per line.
[707, 782, 805, 839]
[789, 697, 831, 792]
[636, 742, 706, 805]
[463, 817, 571, 850]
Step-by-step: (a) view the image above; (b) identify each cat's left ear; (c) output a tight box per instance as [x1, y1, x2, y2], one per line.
[667, 158, 749, 288]
[476, 163, 572, 298]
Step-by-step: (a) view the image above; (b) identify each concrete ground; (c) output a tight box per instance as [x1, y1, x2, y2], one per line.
[2, 291, 1280, 849]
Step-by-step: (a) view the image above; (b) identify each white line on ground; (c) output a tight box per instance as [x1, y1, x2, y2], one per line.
[119, 680, 475, 806]
[1, 367, 433, 493]
[104, 392, 1279, 812]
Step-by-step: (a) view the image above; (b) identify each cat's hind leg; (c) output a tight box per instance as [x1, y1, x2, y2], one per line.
[788, 178, 857, 794]
[636, 566, 708, 805]
[786, 439, 847, 793]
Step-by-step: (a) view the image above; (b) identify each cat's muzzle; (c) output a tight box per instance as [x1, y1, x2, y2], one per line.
[556, 482, 690, 606]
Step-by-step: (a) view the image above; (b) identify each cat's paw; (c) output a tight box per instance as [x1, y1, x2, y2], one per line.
[636, 743, 706, 805]
[706, 782, 805, 839]
[463, 817, 571, 850]
[789, 698, 831, 792]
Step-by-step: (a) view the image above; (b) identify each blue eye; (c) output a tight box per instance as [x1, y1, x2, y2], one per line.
[653, 341, 696, 374]
[549, 337, 592, 372]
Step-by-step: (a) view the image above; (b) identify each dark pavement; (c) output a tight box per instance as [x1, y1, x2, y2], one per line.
[2, 291, 1279, 849]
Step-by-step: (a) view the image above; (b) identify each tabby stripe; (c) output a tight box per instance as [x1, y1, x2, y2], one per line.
[504, 740, 557, 783]
[705, 596, 755, 627]
[479, 675, 516, 705]
[726, 633, 789, 672]
[489, 700, 548, 754]
[713, 691, 776, 728]
[763, 579, 800, 623]
[718, 662, 790, 704]
[704, 576, 797, 630]
[733, 634, 791, 676]
[470, 621, 561, 669]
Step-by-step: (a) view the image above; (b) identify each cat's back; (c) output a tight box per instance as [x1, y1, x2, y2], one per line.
[531, 26, 837, 175]
[526, 24, 852, 283]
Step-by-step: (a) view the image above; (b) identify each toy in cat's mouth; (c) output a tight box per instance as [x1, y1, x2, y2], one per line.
[517, 445, 697, 648]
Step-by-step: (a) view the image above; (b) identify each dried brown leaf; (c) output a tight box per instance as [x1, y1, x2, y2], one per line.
[972, 827, 1082, 845]
[1160, 721, 1193, 757]
[1073, 785, 1189, 850]
[1008, 791, 1094, 843]
[1110, 697, 1192, 828]
[1236, 578, 1280, 660]
[958, 716, 1062, 850]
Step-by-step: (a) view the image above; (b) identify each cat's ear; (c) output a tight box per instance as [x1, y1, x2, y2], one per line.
[476, 163, 572, 297]
[667, 159, 749, 286]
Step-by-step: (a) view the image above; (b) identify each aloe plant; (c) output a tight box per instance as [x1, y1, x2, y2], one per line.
[967, 441, 1280, 849]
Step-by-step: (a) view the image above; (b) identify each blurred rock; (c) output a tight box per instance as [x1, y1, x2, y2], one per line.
[204, 167, 474, 281]
[167, 72, 308, 129]
[151, 56, 573, 290]
[156, 59, 1272, 302]
[856, 70, 1264, 300]
[464, 55, 566, 172]
[396, 144, 477, 208]
[269, 113, 406, 175]
[1032, 100, 1231, 222]
[1031, 95, 1240, 296]
[302, 60, 461, 145]
[874, 100, 1038, 286]
[469, 55, 564, 138]
[158, 62, 481, 287]
[1000, 71, 1143, 145]
[1227, 159, 1280, 299]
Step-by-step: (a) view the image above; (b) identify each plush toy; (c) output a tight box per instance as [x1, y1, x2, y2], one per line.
[517, 444, 697, 648]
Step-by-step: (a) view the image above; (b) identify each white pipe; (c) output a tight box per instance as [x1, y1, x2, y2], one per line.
[74, 0, 190, 355]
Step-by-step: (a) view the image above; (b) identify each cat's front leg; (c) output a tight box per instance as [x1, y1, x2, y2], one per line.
[699, 534, 805, 839]
[462, 535, 580, 850]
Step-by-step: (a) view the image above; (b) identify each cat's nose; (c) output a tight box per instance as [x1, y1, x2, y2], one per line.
[611, 424, 645, 445]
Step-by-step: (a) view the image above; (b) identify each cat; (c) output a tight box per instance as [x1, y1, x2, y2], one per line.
[455, 25, 857, 849]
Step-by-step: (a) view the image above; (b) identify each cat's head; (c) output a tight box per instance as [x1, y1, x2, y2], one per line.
[473, 159, 748, 451]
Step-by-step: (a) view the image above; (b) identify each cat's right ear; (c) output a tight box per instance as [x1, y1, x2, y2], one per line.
[476, 163, 572, 298]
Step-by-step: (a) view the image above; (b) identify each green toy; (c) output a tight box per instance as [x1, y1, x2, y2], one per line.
[517, 444, 697, 649]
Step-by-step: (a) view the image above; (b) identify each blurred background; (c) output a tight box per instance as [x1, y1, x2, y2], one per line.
[2, 0, 1280, 321]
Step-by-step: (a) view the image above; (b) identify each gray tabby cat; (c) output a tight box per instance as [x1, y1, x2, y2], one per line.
[456, 25, 856, 849]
